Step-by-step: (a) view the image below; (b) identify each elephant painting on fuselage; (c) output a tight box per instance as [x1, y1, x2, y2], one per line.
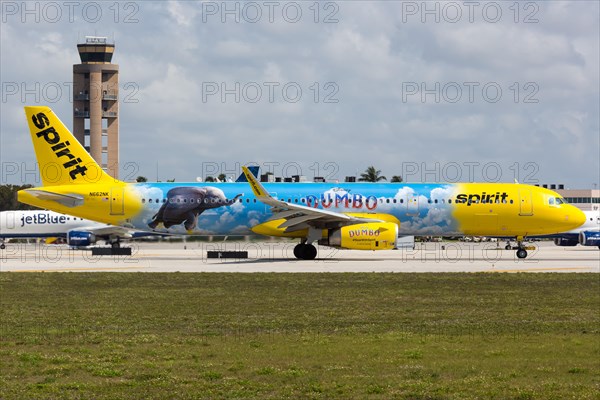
[148, 187, 242, 231]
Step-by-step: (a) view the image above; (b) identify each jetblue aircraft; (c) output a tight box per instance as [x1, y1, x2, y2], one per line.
[0, 210, 144, 249]
[17, 106, 586, 259]
[552, 210, 600, 248]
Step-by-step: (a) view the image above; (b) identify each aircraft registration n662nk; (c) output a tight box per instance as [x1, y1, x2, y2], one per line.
[18, 106, 586, 259]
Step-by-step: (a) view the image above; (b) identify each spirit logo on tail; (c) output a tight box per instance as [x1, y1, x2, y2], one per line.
[32, 112, 88, 180]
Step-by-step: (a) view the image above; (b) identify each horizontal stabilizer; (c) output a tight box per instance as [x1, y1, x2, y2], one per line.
[23, 190, 84, 207]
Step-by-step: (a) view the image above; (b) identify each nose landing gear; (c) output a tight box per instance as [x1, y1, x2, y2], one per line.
[505, 237, 529, 259]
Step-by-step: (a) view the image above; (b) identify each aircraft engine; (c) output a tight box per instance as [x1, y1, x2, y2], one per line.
[579, 231, 600, 247]
[321, 222, 398, 250]
[553, 237, 579, 247]
[67, 231, 96, 247]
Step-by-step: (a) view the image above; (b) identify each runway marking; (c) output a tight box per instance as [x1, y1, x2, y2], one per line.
[486, 267, 594, 273]
[7, 266, 145, 272]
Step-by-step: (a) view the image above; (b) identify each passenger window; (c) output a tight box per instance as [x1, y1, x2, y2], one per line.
[149, 199, 153, 203]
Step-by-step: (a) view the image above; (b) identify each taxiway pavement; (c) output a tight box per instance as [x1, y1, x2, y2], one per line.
[1, 241, 598, 273]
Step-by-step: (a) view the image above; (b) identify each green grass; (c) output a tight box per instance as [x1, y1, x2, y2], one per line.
[1, 273, 598, 399]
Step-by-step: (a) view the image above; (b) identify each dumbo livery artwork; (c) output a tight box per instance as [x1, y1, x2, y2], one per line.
[147, 186, 242, 231]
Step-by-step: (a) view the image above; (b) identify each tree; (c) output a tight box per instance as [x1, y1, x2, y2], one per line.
[205, 176, 215, 182]
[0, 184, 36, 212]
[217, 173, 227, 182]
[391, 175, 403, 183]
[136, 176, 148, 182]
[358, 166, 386, 182]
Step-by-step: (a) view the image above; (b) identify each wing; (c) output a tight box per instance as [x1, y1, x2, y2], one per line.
[75, 225, 133, 239]
[241, 166, 383, 233]
[81, 225, 168, 240]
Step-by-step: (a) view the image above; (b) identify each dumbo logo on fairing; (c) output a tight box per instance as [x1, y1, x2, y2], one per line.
[305, 192, 378, 210]
[349, 228, 380, 238]
[148, 186, 241, 231]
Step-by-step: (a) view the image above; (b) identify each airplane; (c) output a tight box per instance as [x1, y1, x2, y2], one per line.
[0, 209, 151, 249]
[17, 106, 586, 260]
[550, 209, 600, 249]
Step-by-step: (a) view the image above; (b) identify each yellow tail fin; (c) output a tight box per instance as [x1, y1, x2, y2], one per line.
[24, 106, 119, 186]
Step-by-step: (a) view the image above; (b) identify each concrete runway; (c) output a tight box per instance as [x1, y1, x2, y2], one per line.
[1, 241, 598, 273]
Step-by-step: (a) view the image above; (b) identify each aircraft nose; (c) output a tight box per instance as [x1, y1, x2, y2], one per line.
[565, 205, 586, 230]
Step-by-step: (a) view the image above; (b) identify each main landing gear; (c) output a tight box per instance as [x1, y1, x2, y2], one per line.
[293, 228, 321, 260]
[505, 238, 528, 259]
[293, 242, 317, 260]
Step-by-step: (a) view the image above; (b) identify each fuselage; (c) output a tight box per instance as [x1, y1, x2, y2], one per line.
[0, 210, 105, 239]
[18, 181, 586, 238]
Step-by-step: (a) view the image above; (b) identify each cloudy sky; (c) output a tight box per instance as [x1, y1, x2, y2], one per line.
[1, 1, 598, 188]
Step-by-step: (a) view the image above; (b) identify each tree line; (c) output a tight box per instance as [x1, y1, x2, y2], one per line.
[137, 167, 402, 184]
[0, 185, 36, 212]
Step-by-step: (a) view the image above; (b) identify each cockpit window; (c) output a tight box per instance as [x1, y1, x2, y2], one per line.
[549, 198, 555, 205]
[555, 197, 565, 205]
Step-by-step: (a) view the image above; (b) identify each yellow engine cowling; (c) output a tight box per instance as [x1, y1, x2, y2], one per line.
[323, 222, 398, 250]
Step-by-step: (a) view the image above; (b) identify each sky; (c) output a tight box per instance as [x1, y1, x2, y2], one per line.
[1, 1, 598, 188]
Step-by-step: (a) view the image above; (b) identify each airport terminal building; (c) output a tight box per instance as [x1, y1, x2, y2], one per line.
[555, 188, 599, 211]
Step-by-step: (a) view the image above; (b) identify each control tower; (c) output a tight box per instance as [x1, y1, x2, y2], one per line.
[73, 36, 119, 179]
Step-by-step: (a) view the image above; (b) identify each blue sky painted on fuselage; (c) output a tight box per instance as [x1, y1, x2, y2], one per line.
[132, 182, 459, 236]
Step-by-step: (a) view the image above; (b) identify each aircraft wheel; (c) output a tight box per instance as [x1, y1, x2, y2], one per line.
[111, 241, 121, 249]
[516, 248, 528, 259]
[294, 243, 317, 260]
[0, 243, 5, 250]
[505, 244, 512, 250]
[293, 244, 303, 259]
[302, 244, 317, 260]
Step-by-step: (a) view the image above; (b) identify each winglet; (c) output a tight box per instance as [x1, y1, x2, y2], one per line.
[242, 166, 270, 199]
